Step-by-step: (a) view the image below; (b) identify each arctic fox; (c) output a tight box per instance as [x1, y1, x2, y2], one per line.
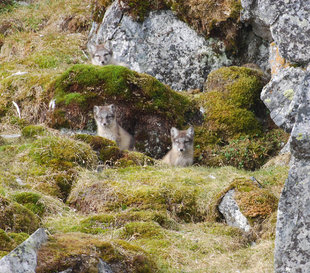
[91, 44, 128, 67]
[162, 126, 194, 167]
[93, 104, 134, 150]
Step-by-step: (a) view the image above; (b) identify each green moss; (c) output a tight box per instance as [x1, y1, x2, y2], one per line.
[36, 233, 158, 273]
[28, 135, 97, 170]
[21, 125, 46, 138]
[116, 151, 155, 167]
[0, 228, 13, 251]
[0, 195, 40, 233]
[12, 192, 45, 217]
[194, 128, 289, 170]
[120, 221, 164, 239]
[48, 64, 195, 129]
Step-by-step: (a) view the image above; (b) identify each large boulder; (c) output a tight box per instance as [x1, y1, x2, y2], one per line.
[241, 0, 310, 64]
[88, 1, 232, 90]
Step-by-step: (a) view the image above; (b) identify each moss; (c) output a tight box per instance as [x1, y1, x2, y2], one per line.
[119, 221, 164, 240]
[91, 0, 114, 23]
[208, 177, 278, 233]
[12, 191, 45, 217]
[28, 135, 97, 170]
[194, 128, 289, 170]
[116, 151, 155, 167]
[48, 64, 195, 129]
[200, 66, 266, 141]
[0, 228, 13, 251]
[36, 233, 158, 273]
[21, 125, 46, 138]
[0, 195, 40, 233]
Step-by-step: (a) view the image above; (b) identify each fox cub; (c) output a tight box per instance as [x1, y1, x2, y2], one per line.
[162, 126, 194, 167]
[94, 104, 134, 150]
[91, 44, 128, 67]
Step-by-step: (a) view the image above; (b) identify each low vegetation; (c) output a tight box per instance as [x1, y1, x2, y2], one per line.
[0, 0, 289, 272]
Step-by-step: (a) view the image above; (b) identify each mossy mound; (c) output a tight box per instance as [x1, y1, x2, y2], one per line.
[195, 128, 289, 170]
[192, 66, 287, 170]
[209, 177, 278, 236]
[201, 66, 267, 141]
[0, 195, 40, 233]
[75, 134, 155, 166]
[0, 228, 29, 258]
[11, 191, 45, 217]
[21, 125, 46, 138]
[47, 64, 199, 158]
[68, 167, 210, 222]
[28, 135, 97, 170]
[36, 232, 158, 273]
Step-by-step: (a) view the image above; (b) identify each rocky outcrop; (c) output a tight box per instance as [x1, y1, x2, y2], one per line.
[259, 4, 310, 269]
[241, 0, 310, 64]
[0, 228, 48, 273]
[88, 1, 232, 91]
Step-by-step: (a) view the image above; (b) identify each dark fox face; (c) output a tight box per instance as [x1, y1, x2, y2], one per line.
[171, 126, 194, 153]
[93, 104, 116, 127]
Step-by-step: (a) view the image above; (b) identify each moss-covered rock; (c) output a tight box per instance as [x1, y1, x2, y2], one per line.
[36, 232, 158, 273]
[21, 125, 46, 138]
[47, 64, 200, 158]
[201, 66, 267, 141]
[0, 195, 40, 233]
[209, 177, 278, 237]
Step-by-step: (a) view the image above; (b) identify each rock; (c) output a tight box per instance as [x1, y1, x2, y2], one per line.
[261, 67, 306, 132]
[241, 0, 310, 64]
[88, 1, 232, 90]
[218, 189, 251, 233]
[0, 228, 48, 273]
[98, 259, 114, 273]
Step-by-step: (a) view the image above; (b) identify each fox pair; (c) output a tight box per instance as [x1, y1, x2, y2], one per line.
[93, 104, 194, 167]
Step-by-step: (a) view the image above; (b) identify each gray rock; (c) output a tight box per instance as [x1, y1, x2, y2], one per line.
[98, 259, 114, 273]
[88, 1, 232, 91]
[241, 0, 310, 64]
[0, 228, 48, 273]
[218, 189, 251, 233]
[261, 67, 306, 132]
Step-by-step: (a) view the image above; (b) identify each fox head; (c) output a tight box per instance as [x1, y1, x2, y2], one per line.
[170, 126, 194, 153]
[91, 44, 113, 66]
[93, 104, 116, 128]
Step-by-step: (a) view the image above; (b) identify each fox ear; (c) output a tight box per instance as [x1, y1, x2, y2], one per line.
[186, 126, 194, 138]
[171, 127, 178, 138]
[93, 105, 99, 114]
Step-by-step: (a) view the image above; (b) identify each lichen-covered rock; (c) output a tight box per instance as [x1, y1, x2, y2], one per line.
[261, 67, 306, 132]
[241, 0, 310, 64]
[47, 64, 200, 158]
[0, 228, 47, 273]
[88, 0, 232, 90]
[210, 178, 278, 236]
[219, 189, 251, 233]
